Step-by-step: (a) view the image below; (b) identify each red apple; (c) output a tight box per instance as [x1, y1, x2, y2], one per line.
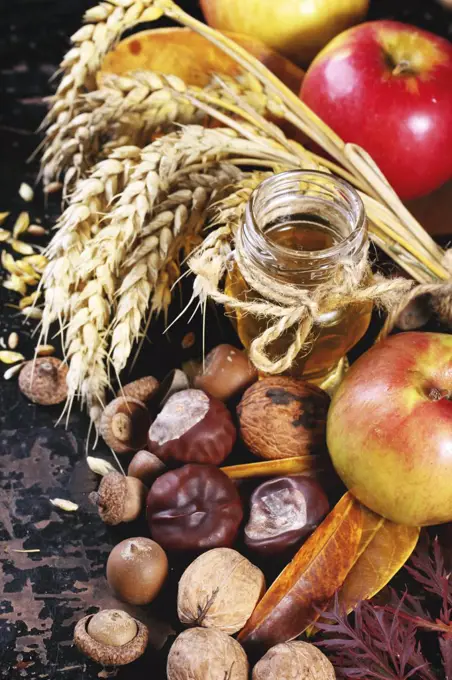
[300, 21, 452, 200]
[327, 332, 452, 526]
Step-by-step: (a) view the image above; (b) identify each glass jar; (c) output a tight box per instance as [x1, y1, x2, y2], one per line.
[225, 170, 372, 386]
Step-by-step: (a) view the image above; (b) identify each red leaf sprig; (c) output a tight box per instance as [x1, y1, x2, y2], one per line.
[316, 537, 452, 680]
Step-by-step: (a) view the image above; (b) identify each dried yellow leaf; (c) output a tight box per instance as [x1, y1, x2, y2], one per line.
[0, 229, 10, 242]
[0, 212, 9, 225]
[3, 276, 27, 296]
[11, 240, 35, 256]
[13, 212, 30, 238]
[0, 351, 25, 365]
[50, 498, 78, 512]
[18, 183, 34, 202]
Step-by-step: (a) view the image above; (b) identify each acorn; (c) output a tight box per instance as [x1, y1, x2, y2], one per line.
[106, 537, 168, 605]
[100, 396, 151, 454]
[128, 450, 166, 487]
[89, 471, 147, 525]
[74, 609, 148, 666]
[18, 357, 68, 405]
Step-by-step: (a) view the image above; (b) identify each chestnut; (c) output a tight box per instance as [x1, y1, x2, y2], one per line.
[244, 476, 329, 555]
[106, 537, 168, 605]
[148, 389, 236, 465]
[128, 450, 166, 486]
[89, 471, 147, 526]
[146, 464, 243, 551]
[194, 344, 258, 401]
[100, 396, 151, 454]
[74, 609, 148, 666]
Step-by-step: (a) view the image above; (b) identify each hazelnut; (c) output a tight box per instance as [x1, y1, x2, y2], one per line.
[178, 548, 265, 634]
[18, 357, 68, 405]
[121, 375, 159, 403]
[100, 396, 151, 453]
[128, 450, 166, 486]
[89, 471, 147, 525]
[252, 641, 335, 680]
[148, 389, 236, 465]
[244, 476, 329, 555]
[238, 377, 330, 460]
[156, 368, 190, 407]
[106, 537, 168, 605]
[74, 609, 148, 666]
[194, 344, 258, 401]
[167, 628, 249, 680]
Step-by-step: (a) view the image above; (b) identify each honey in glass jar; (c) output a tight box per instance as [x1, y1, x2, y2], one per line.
[225, 170, 372, 386]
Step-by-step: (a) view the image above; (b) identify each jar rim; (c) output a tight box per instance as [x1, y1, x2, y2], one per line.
[245, 170, 366, 265]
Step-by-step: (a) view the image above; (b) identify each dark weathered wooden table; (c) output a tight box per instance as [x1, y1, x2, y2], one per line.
[1, 2, 451, 678]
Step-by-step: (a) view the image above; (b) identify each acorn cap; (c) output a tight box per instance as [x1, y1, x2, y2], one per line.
[121, 376, 159, 403]
[74, 612, 148, 666]
[90, 471, 126, 525]
[19, 357, 68, 405]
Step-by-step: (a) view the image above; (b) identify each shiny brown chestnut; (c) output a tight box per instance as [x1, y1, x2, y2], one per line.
[148, 389, 236, 465]
[194, 344, 258, 402]
[244, 476, 329, 555]
[147, 464, 243, 551]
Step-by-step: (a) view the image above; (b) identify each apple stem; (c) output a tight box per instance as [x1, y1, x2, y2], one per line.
[392, 60, 415, 77]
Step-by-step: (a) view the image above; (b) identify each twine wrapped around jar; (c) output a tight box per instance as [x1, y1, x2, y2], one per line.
[189, 226, 417, 375]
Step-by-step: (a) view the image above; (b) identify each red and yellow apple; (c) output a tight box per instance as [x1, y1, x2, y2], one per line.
[200, 0, 369, 65]
[300, 21, 452, 199]
[327, 332, 452, 527]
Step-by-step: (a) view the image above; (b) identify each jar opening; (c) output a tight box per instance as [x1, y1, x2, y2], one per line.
[242, 170, 367, 282]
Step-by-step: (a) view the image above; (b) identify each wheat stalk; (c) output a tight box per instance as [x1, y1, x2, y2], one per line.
[40, 145, 141, 342]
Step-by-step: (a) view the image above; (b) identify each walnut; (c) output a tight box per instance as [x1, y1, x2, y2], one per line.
[167, 628, 249, 680]
[252, 641, 335, 679]
[177, 548, 265, 634]
[238, 377, 330, 460]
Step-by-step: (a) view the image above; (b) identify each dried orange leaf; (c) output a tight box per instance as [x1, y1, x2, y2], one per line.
[238, 492, 363, 651]
[0, 351, 25, 365]
[221, 456, 325, 480]
[337, 508, 420, 613]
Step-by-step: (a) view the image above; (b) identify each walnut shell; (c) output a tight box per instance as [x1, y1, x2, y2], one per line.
[19, 358, 68, 405]
[238, 377, 330, 460]
[177, 548, 265, 634]
[252, 641, 335, 679]
[167, 628, 249, 680]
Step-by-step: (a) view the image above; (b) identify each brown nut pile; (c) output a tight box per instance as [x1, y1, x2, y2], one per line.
[238, 376, 330, 460]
